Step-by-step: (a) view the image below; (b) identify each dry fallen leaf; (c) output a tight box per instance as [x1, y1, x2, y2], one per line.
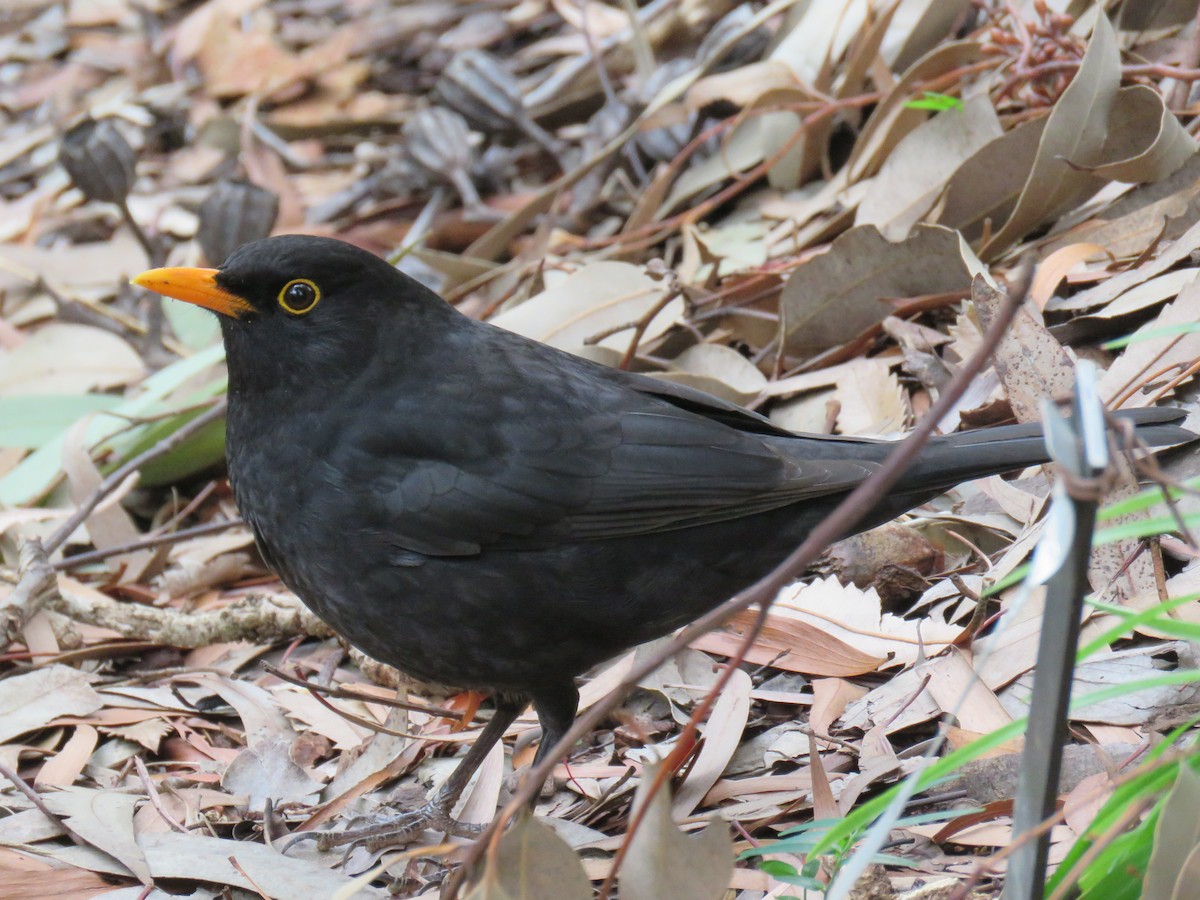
[464, 812, 591, 900]
[489, 262, 680, 355]
[0, 324, 144, 395]
[856, 94, 1003, 239]
[780, 224, 983, 357]
[621, 761, 734, 900]
[0, 665, 102, 745]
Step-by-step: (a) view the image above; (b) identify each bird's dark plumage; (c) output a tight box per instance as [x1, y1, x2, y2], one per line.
[134, 234, 1192, 840]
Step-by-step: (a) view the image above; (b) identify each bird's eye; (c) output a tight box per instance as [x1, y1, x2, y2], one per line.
[277, 279, 320, 315]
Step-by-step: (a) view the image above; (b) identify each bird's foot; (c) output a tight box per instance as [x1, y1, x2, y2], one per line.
[282, 801, 484, 855]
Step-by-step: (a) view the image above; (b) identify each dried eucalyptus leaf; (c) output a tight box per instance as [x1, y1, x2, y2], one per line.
[621, 761, 733, 900]
[780, 224, 983, 357]
[464, 813, 590, 900]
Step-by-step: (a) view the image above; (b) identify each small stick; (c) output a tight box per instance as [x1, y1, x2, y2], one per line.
[54, 519, 243, 571]
[43, 400, 227, 557]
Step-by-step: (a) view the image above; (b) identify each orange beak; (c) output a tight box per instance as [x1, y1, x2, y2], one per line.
[131, 267, 254, 319]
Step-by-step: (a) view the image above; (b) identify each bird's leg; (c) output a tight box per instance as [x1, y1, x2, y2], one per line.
[285, 698, 524, 854]
[524, 683, 581, 792]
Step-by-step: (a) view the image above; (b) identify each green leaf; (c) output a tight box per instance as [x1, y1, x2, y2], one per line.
[1097, 477, 1200, 521]
[983, 562, 1030, 596]
[163, 297, 222, 350]
[1079, 821, 1156, 900]
[1049, 722, 1200, 894]
[0, 395, 120, 448]
[1102, 321, 1200, 349]
[1094, 511, 1200, 545]
[1079, 594, 1200, 659]
[756, 860, 824, 890]
[903, 91, 964, 111]
[1144, 764, 1200, 898]
[758, 860, 800, 878]
[0, 344, 226, 505]
[806, 674, 1200, 864]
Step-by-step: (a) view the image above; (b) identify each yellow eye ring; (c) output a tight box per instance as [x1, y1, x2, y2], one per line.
[277, 278, 321, 315]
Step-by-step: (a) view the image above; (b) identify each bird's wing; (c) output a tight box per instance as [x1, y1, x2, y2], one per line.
[340, 343, 880, 558]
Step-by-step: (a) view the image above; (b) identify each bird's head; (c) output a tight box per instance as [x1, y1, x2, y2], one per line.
[133, 234, 453, 391]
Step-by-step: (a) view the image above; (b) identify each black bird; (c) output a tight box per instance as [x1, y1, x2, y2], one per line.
[134, 235, 1190, 845]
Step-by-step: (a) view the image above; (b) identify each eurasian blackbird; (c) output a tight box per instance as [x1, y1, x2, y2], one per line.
[134, 235, 1190, 844]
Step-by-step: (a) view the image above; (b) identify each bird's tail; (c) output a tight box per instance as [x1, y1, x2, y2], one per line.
[900, 406, 1193, 493]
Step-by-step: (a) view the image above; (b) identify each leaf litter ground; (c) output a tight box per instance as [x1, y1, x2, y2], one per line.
[2, 1, 1200, 897]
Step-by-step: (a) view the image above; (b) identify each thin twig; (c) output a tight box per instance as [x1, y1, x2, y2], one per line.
[54, 519, 244, 571]
[133, 754, 188, 834]
[0, 540, 57, 649]
[261, 662, 469, 720]
[0, 762, 89, 847]
[43, 400, 228, 557]
[290, 679, 489, 742]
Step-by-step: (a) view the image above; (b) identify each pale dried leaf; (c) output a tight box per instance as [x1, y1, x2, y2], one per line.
[856, 95, 1002, 239]
[456, 741, 504, 827]
[186, 673, 293, 748]
[1051, 217, 1200, 312]
[621, 762, 733, 900]
[1003, 648, 1200, 726]
[935, 114, 1049, 242]
[974, 277, 1076, 423]
[274, 687, 368, 750]
[1072, 269, 1199, 328]
[138, 830, 387, 897]
[1099, 274, 1200, 405]
[781, 224, 983, 356]
[841, 667, 941, 733]
[0, 324, 144, 395]
[105, 718, 171, 753]
[61, 416, 153, 583]
[685, 60, 801, 111]
[771, 575, 962, 668]
[809, 678, 867, 737]
[922, 650, 1013, 734]
[489, 262, 678, 354]
[847, 40, 984, 181]
[43, 788, 149, 883]
[653, 343, 767, 405]
[659, 115, 777, 215]
[979, 15, 1120, 258]
[220, 734, 322, 806]
[465, 813, 590, 900]
[0, 665, 102, 744]
[882, 0, 971, 70]
[35, 723, 97, 788]
[834, 358, 910, 435]
[691, 607, 889, 677]
[1091, 85, 1197, 183]
[1030, 243, 1110, 308]
[672, 667, 751, 817]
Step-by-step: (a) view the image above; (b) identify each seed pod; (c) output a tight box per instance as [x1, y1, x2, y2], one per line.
[634, 60, 696, 162]
[436, 48, 562, 154]
[435, 48, 523, 133]
[59, 118, 137, 205]
[698, 6, 771, 70]
[403, 107, 481, 209]
[197, 181, 279, 265]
